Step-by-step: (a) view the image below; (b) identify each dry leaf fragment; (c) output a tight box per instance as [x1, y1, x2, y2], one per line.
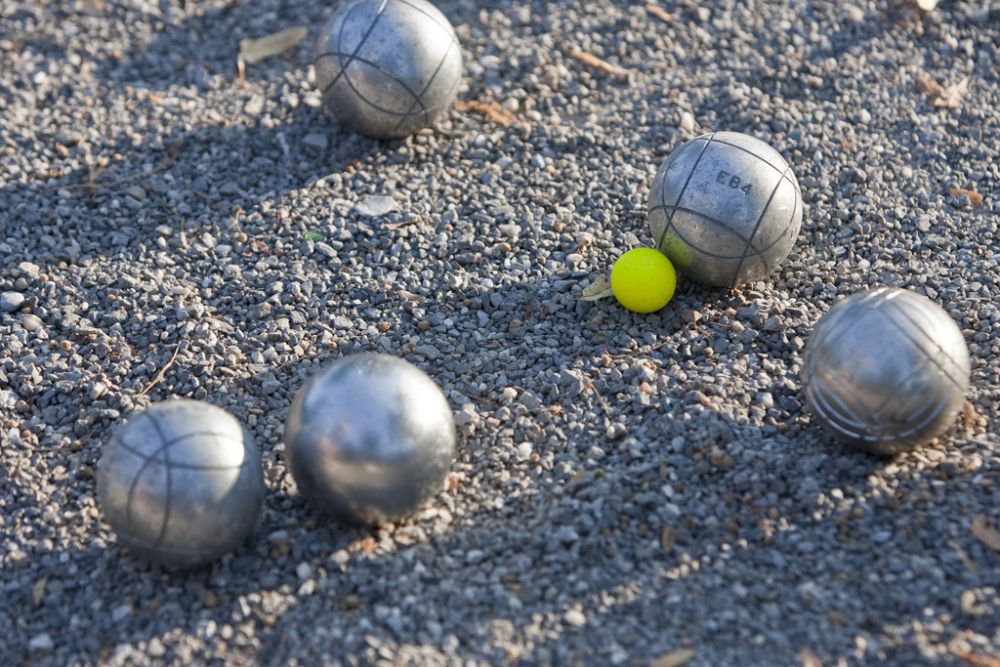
[568, 47, 631, 80]
[453, 100, 515, 127]
[32, 577, 47, 606]
[951, 188, 984, 208]
[936, 77, 971, 110]
[916, 71, 971, 110]
[916, 71, 945, 98]
[960, 401, 988, 435]
[651, 648, 695, 667]
[237, 26, 308, 75]
[971, 515, 1000, 552]
[579, 276, 614, 301]
[951, 648, 1000, 667]
[645, 4, 674, 22]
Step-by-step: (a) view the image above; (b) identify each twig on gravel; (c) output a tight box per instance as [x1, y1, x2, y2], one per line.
[567, 46, 631, 80]
[582, 378, 611, 424]
[645, 4, 674, 22]
[237, 26, 308, 78]
[44, 140, 185, 193]
[53, 169, 144, 193]
[659, 526, 675, 551]
[457, 385, 501, 408]
[139, 343, 182, 396]
[77, 144, 101, 195]
[454, 100, 515, 127]
[606, 338, 673, 360]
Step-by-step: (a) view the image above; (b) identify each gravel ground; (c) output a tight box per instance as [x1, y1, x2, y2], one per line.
[2, 0, 999, 665]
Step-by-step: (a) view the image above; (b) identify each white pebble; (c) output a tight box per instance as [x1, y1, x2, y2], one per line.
[679, 111, 695, 133]
[354, 194, 398, 217]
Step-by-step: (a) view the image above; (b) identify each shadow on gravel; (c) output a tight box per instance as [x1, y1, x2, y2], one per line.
[3, 332, 994, 664]
[1, 0, 479, 260]
[0, 484, 378, 662]
[3, 108, 386, 211]
[90, 1, 315, 94]
[0, 107, 467, 268]
[87, 0, 484, 96]
[498, 435, 995, 664]
[249, 433, 996, 664]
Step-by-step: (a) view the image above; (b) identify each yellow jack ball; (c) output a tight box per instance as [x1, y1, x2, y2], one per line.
[610, 248, 677, 313]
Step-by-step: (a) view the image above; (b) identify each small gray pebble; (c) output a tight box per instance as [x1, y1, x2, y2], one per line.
[0, 291, 25, 313]
[302, 132, 328, 155]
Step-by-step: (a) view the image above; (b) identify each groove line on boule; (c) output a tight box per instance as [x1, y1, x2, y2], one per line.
[657, 133, 716, 251]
